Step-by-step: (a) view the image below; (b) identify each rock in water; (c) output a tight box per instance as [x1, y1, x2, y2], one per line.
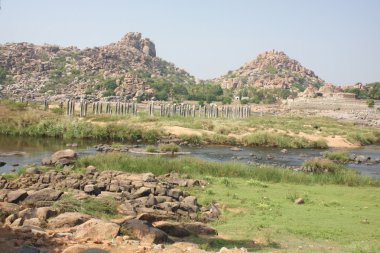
[50, 149, 77, 165]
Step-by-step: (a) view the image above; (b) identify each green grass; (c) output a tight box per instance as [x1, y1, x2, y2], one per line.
[76, 154, 379, 187]
[145, 145, 158, 152]
[53, 194, 119, 219]
[159, 143, 180, 152]
[1, 100, 380, 147]
[323, 151, 350, 163]
[242, 131, 328, 149]
[188, 177, 380, 252]
[303, 158, 347, 174]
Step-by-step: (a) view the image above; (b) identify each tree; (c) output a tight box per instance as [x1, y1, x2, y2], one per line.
[367, 99, 375, 107]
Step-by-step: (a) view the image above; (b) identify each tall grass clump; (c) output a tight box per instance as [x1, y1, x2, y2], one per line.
[76, 154, 379, 187]
[53, 194, 118, 219]
[159, 143, 180, 152]
[347, 132, 380, 145]
[242, 131, 327, 149]
[323, 151, 350, 163]
[303, 158, 346, 174]
[179, 134, 202, 145]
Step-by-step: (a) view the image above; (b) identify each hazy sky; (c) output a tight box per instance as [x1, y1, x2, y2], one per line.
[0, 0, 379, 84]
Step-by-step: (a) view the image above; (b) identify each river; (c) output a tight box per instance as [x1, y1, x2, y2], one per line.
[0, 136, 379, 178]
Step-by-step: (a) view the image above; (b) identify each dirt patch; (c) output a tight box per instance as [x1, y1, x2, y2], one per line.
[163, 126, 214, 137]
[297, 132, 359, 148]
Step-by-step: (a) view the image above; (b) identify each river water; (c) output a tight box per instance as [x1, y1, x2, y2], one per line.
[0, 136, 379, 178]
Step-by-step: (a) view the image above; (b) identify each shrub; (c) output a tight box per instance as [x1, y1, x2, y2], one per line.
[145, 145, 157, 153]
[367, 99, 375, 107]
[54, 195, 118, 218]
[179, 134, 202, 145]
[323, 151, 350, 163]
[159, 143, 180, 152]
[303, 158, 346, 174]
[51, 107, 64, 115]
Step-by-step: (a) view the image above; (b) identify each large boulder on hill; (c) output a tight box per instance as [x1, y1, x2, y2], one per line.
[120, 219, 171, 244]
[74, 219, 120, 240]
[48, 212, 91, 229]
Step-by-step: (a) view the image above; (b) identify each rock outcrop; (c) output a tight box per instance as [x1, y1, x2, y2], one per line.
[215, 50, 324, 91]
[0, 32, 194, 100]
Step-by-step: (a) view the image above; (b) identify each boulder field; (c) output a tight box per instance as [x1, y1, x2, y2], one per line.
[0, 163, 246, 252]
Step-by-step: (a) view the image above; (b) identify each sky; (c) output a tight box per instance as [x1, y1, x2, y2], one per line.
[0, 0, 379, 85]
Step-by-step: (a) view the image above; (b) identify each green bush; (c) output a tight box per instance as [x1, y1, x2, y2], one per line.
[145, 145, 157, 153]
[159, 143, 180, 152]
[303, 158, 346, 174]
[367, 99, 375, 107]
[242, 131, 327, 149]
[53, 195, 118, 218]
[179, 134, 202, 145]
[323, 151, 350, 163]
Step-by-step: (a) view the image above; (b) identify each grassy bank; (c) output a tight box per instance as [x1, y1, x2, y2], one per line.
[190, 177, 380, 252]
[74, 154, 380, 252]
[1, 100, 380, 148]
[77, 154, 379, 187]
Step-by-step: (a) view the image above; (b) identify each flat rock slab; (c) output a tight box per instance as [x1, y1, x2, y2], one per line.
[48, 212, 91, 229]
[74, 219, 120, 240]
[7, 189, 28, 203]
[120, 219, 171, 244]
[24, 188, 63, 203]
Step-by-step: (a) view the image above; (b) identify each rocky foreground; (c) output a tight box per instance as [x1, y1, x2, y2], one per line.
[0, 153, 248, 253]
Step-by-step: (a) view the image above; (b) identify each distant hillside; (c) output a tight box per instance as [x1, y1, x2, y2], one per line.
[214, 50, 325, 92]
[0, 32, 195, 100]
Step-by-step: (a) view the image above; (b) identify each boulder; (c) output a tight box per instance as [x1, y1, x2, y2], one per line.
[132, 187, 151, 198]
[25, 167, 40, 175]
[120, 219, 171, 244]
[48, 212, 91, 229]
[24, 188, 63, 203]
[18, 245, 50, 253]
[36, 207, 58, 220]
[85, 165, 97, 175]
[23, 217, 41, 227]
[355, 155, 370, 164]
[0, 202, 20, 220]
[153, 221, 191, 237]
[294, 198, 305, 205]
[180, 196, 198, 212]
[74, 219, 120, 240]
[183, 222, 217, 235]
[50, 149, 77, 165]
[168, 189, 183, 199]
[83, 185, 101, 195]
[7, 189, 28, 203]
[0, 161, 6, 167]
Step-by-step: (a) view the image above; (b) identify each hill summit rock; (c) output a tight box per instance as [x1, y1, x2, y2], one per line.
[0, 32, 193, 100]
[215, 50, 324, 91]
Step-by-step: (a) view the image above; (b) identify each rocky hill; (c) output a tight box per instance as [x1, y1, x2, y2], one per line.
[0, 32, 194, 100]
[214, 50, 325, 92]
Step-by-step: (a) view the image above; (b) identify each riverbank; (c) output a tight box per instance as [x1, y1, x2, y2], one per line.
[1, 153, 379, 252]
[1, 100, 380, 149]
